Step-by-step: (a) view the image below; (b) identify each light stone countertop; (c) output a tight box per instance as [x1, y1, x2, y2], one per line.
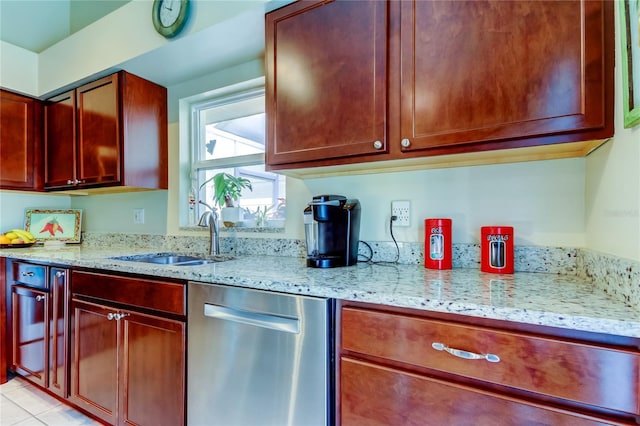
[2, 245, 639, 339]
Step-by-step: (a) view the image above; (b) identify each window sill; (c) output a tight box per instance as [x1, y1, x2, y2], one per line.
[181, 225, 285, 234]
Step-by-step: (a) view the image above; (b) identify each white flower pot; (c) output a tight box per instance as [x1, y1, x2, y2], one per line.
[220, 207, 242, 227]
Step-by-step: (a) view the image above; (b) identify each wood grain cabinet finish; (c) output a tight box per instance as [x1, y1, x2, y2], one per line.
[70, 271, 186, 426]
[341, 358, 614, 426]
[11, 285, 48, 388]
[265, 0, 613, 172]
[48, 267, 69, 398]
[45, 71, 168, 192]
[399, 0, 612, 154]
[8, 262, 69, 397]
[265, 0, 388, 166]
[0, 89, 43, 190]
[339, 303, 640, 425]
[0, 258, 6, 384]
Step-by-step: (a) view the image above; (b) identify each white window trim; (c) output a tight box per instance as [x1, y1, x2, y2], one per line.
[190, 87, 266, 183]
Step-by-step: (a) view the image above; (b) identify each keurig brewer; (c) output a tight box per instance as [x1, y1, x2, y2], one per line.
[304, 195, 361, 268]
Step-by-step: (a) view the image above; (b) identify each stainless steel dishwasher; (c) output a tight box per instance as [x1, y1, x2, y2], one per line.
[188, 282, 333, 426]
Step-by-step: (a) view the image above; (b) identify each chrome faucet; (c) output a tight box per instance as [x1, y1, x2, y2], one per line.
[198, 203, 220, 256]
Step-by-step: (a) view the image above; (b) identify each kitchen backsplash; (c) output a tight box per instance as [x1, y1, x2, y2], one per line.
[81, 232, 638, 309]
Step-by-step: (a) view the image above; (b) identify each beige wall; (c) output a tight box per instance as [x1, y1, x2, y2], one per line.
[0, 41, 38, 95]
[584, 3, 640, 262]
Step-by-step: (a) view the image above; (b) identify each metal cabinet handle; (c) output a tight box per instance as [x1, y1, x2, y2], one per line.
[107, 312, 130, 321]
[21, 271, 35, 277]
[67, 179, 74, 185]
[373, 140, 383, 150]
[401, 138, 411, 148]
[432, 342, 500, 363]
[35, 295, 45, 302]
[55, 271, 65, 278]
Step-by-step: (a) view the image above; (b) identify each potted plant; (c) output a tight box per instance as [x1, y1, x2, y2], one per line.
[200, 172, 252, 227]
[267, 198, 286, 228]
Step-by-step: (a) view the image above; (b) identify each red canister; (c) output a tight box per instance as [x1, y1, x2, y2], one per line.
[481, 226, 514, 274]
[424, 218, 452, 270]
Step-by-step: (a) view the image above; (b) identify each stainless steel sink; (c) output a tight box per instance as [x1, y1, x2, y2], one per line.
[110, 253, 233, 266]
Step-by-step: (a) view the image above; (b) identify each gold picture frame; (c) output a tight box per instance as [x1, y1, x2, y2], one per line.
[25, 209, 83, 244]
[620, 0, 640, 128]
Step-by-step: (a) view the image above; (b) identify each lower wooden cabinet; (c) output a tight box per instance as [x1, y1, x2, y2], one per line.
[341, 358, 613, 426]
[8, 261, 68, 397]
[339, 302, 640, 425]
[69, 300, 186, 426]
[11, 285, 48, 388]
[69, 271, 186, 426]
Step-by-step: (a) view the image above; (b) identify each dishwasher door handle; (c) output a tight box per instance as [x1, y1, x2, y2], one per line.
[204, 303, 300, 334]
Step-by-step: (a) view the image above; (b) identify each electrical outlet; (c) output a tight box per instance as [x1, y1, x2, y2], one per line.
[391, 200, 410, 227]
[133, 208, 145, 224]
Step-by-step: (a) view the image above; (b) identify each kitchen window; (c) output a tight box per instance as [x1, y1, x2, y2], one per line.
[190, 87, 285, 227]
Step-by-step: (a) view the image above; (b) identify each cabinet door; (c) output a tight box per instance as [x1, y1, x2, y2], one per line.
[11, 286, 48, 387]
[0, 90, 42, 190]
[120, 313, 185, 426]
[70, 300, 118, 425]
[0, 258, 6, 384]
[44, 90, 77, 189]
[76, 74, 120, 187]
[266, 0, 387, 166]
[48, 268, 68, 398]
[399, 0, 612, 153]
[341, 358, 612, 426]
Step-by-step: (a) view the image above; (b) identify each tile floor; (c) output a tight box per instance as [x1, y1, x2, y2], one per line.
[0, 375, 101, 425]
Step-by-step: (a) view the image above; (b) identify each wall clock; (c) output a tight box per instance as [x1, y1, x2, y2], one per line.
[152, 0, 191, 39]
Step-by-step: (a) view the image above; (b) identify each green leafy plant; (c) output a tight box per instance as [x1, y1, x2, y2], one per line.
[200, 172, 252, 208]
[250, 205, 273, 227]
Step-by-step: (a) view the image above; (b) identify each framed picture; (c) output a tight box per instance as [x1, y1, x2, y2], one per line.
[620, 0, 640, 128]
[25, 209, 83, 244]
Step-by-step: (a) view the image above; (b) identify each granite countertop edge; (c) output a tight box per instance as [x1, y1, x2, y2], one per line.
[2, 246, 639, 339]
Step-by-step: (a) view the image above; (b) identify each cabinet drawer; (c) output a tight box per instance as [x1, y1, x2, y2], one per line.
[13, 262, 47, 289]
[341, 358, 614, 426]
[341, 307, 640, 415]
[71, 271, 185, 316]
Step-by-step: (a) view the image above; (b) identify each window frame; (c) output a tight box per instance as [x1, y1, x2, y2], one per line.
[188, 86, 284, 228]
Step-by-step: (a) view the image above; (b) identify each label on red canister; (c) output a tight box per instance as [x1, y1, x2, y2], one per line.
[481, 226, 514, 274]
[425, 218, 452, 270]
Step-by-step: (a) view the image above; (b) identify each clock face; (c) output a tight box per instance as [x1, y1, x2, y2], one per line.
[152, 0, 190, 38]
[159, 0, 182, 27]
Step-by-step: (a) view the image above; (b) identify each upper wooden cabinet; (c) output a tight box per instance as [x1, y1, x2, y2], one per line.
[0, 90, 43, 190]
[399, 0, 612, 154]
[45, 71, 168, 192]
[265, 0, 388, 165]
[265, 0, 614, 175]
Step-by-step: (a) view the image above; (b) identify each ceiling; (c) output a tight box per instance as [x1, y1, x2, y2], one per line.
[0, 0, 130, 53]
[0, 0, 272, 90]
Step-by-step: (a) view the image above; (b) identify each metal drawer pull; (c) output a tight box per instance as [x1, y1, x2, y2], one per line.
[21, 271, 35, 277]
[107, 313, 130, 321]
[55, 271, 65, 278]
[35, 295, 45, 302]
[432, 342, 500, 363]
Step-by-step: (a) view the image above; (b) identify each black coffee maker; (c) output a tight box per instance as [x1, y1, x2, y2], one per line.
[304, 194, 361, 268]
